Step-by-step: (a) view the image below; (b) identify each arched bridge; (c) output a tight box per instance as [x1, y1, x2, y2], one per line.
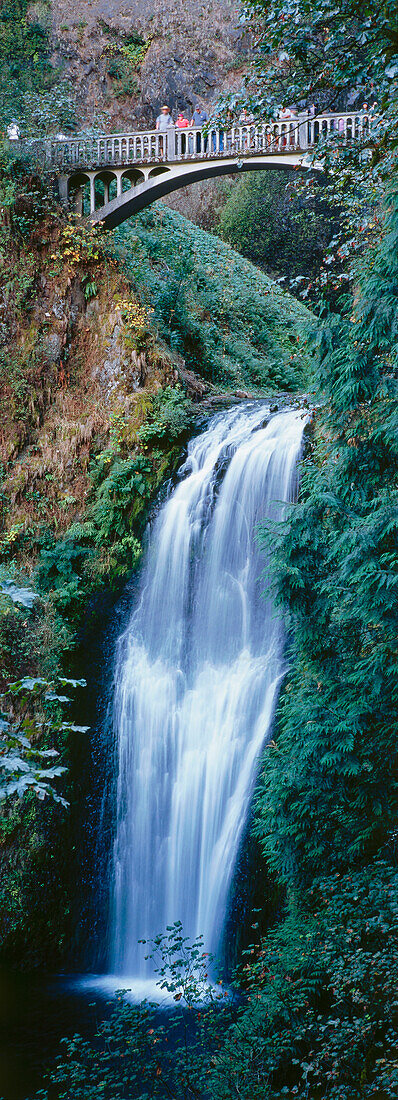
[42, 112, 373, 229]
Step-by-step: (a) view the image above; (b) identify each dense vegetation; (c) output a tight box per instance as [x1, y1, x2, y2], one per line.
[0, 0, 75, 136]
[218, 170, 336, 289]
[214, 0, 398, 1094]
[112, 205, 310, 389]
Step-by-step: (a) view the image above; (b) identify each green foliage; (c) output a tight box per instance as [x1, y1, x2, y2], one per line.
[34, 869, 398, 1098]
[35, 536, 93, 615]
[254, 188, 398, 889]
[100, 21, 149, 99]
[209, 160, 398, 1100]
[210, 861, 398, 1099]
[33, 388, 196, 617]
[0, 674, 87, 806]
[21, 83, 77, 137]
[36, 924, 233, 1100]
[0, 585, 40, 706]
[85, 451, 152, 580]
[244, 0, 398, 117]
[219, 170, 336, 289]
[0, 586, 87, 964]
[112, 205, 312, 390]
[0, 0, 76, 139]
[0, 787, 70, 966]
[0, 666, 87, 965]
[233, 0, 398, 303]
[137, 385, 196, 447]
[89, 452, 153, 532]
[0, 0, 51, 127]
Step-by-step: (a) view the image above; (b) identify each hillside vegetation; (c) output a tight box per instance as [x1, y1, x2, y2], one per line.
[112, 203, 310, 390]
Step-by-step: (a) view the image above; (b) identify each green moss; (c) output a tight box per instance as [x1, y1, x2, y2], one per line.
[100, 20, 150, 99]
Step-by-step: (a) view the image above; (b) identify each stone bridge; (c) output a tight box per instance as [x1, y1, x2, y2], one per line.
[38, 111, 373, 229]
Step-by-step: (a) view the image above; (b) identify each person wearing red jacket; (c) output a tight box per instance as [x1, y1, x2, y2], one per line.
[176, 111, 189, 154]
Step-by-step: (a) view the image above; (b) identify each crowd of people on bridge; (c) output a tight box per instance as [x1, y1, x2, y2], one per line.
[155, 103, 267, 153]
[155, 104, 208, 132]
[154, 102, 316, 154]
[152, 98, 377, 157]
[155, 103, 209, 152]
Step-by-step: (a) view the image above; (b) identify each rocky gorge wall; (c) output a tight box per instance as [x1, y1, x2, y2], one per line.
[48, 0, 250, 130]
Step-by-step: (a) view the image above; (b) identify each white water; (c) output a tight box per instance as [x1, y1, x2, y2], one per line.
[110, 403, 306, 983]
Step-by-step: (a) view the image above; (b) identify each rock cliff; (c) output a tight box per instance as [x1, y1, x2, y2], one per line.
[49, 0, 250, 130]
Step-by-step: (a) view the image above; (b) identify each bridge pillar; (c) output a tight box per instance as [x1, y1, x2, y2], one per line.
[167, 127, 176, 162]
[72, 186, 83, 216]
[116, 172, 123, 198]
[90, 175, 96, 214]
[58, 174, 68, 206]
[297, 113, 309, 150]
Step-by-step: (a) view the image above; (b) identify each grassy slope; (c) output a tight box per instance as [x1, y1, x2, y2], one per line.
[112, 204, 312, 392]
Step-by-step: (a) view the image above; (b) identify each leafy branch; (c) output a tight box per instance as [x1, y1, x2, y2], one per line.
[0, 674, 88, 806]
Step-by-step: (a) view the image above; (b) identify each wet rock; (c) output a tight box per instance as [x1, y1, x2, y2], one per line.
[86, 298, 100, 317]
[83, 61, 96, 76]
[52, 297, 66, 321]
[42, 332, 62, 363]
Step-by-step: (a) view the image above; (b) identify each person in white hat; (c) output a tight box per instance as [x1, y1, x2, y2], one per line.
[156, 105, 174, 130]
[155, 105, 174, 156]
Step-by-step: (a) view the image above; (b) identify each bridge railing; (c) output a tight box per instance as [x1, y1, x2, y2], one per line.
[173, 121, 306, 158]
[23, 112, 375, 172]
[47, 129, 165, 169]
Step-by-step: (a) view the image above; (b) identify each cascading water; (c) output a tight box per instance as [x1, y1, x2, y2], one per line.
[110, 403, 306, 984]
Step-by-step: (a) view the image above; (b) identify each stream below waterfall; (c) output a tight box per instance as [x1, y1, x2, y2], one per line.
[0, 401, 307, 1100]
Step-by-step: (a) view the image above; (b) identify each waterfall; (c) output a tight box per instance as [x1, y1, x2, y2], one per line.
[110, 403, 306, 982]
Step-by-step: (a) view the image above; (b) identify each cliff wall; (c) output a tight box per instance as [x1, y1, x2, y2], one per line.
[49, 0, 249, 129]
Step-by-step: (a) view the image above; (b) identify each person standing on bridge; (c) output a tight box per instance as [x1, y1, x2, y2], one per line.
[191, 104, 208, 152]
[156, 105, 174, 156]
[211, 113, 224, 154]
[6, 122, 21, 142]
[176, 111, 189, 154]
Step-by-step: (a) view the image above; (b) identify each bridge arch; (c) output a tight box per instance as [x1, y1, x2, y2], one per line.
[67, 171, 90, 216]
[93, 170, 118, 208]
[89, 156, 322, 230]
[121, 168, 146, 190]
[148, 166, 171, 179]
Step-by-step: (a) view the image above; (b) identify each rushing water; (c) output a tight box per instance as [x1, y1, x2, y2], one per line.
[110, 403, 306, 983]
